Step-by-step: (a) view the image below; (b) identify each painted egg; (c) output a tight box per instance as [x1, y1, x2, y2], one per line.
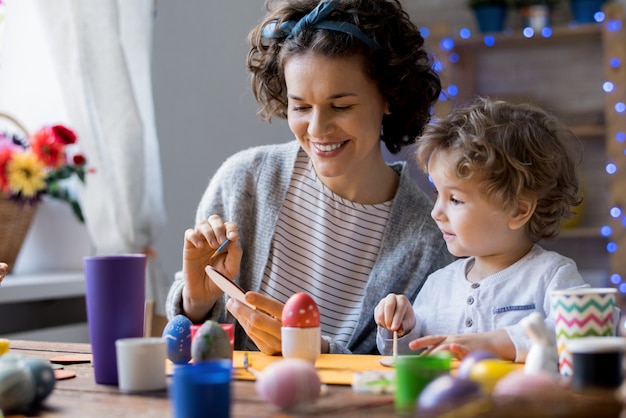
[0, 363, 35, 414]
[18, 356, 55, 405]
[492, 370, 566, 397]
[282, 293, 320, 328]
[466, 359, 522, 393]
[417, 374, 483, 416]
[457, 350, 499, 379]
[191, 320, 232, 363]
[255, 358, 321, 410]
[162, 314, 193, 364]
[0, 353, 55, 404]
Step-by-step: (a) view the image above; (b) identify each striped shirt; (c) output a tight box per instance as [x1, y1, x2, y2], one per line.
[260, 150, 392, 347]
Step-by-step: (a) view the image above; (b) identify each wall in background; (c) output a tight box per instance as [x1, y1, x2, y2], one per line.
[151, 1, 292, 288]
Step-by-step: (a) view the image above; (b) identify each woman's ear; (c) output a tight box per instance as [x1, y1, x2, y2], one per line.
[384, 101, 391, 115]
[508, 197, 536, 230]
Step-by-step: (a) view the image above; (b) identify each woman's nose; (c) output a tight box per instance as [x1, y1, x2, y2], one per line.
[307, 109, 332, 138]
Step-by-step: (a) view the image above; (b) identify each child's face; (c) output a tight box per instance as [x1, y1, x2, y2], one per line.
[427, 152, 527, 259]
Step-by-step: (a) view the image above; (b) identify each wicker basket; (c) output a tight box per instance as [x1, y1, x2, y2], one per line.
[0, 196, 36, 273]
[0, 112, 36, 273]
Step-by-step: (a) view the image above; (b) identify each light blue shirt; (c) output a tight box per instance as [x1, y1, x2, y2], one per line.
[377, 245, 588, 362]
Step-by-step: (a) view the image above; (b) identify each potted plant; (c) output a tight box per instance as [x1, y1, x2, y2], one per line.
[468, 0, 510, 33]
[569, 0, 608, 24]
[0, 114, 90, 272]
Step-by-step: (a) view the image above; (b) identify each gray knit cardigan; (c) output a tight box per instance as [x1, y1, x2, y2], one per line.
[165, 140, 453, 354]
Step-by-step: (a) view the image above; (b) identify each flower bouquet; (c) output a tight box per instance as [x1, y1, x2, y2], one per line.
[0, 113, 89, 272]
[0, 114, 88, 222]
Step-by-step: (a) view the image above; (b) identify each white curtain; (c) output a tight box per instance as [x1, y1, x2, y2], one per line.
[34, 0, 169, 314]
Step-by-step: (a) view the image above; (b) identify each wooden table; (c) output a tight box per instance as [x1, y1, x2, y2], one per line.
[6, 340, 625, 418]
[7, 340, 395, 418]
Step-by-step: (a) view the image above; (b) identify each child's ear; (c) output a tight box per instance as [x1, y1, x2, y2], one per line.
[508, 197, 536, 230]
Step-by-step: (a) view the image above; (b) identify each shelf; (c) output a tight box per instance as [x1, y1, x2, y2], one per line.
[569, 123, 605, 139]
[444, 23, 602, 49]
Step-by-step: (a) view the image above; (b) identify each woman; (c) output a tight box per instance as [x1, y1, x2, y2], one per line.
[166, 0, 453, 355]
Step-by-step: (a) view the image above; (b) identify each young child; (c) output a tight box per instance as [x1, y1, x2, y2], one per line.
[375, 97, 588, 362]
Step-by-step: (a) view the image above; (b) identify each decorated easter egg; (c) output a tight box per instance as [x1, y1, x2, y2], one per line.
[162, 314, 193, 364]
[17, 356, 55, 405]
[255, 358, 321, 410]
[417, 374, 484, 416]
[457, 350, 499, 379]
[492, 370, 566, 397]
[466, 359, 522, 393]
[0, 353, 55, 413]
[282, 293, 320, 328]
[0, 363, 35, 414]
[191, 320, 232, 363]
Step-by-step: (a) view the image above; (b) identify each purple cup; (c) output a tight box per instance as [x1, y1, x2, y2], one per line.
[84, 254, 146, 385]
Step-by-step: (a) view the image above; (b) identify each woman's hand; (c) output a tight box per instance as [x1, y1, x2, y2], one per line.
[227, 292, 284, 355]
[408, 329, 516, 361]
[374, 293, 416, 337]
[182, 215, 242, 323]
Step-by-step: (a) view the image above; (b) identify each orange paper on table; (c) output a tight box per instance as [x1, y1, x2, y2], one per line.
[235, 351, 389, 385]
[234, 351, 460, 385]
[166, 351, 461, 385]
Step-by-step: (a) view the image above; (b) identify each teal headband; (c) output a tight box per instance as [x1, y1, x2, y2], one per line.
[261, 0, 381, 52]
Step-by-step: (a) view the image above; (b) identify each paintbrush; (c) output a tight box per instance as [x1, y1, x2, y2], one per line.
[393, 330, 398, 362]
[209, 239, 231, 261]
[243, 352, 260, 378]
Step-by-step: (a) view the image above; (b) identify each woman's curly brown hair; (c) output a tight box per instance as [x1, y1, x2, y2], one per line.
[416, 97, 583, 242]
[247, 0, 441, 154]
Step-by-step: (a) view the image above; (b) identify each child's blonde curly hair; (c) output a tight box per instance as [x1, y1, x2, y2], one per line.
[416, 97, 583, 242]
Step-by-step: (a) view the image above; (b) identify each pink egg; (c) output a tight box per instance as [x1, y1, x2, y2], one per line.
[255, 358, 321, 409]
[493, 370, 565, 397]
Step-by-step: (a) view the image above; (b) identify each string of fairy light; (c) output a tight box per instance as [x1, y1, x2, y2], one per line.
[421, 11, 626, 294]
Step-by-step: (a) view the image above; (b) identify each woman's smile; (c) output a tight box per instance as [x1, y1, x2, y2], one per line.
[312, 141, 347, 153]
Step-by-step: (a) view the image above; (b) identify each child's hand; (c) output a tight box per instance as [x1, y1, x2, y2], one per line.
[374, 293, 416, 337]
[408, 329, 516, 361]
[408, 335, 470, 360]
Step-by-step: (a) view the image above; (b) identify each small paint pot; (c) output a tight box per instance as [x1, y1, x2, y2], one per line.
[566, 337, 626, 390]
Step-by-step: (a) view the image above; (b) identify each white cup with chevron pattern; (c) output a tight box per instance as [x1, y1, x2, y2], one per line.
[551, 287, 617, 376]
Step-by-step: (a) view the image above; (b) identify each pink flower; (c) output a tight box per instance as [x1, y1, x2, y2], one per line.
[1, 122, 88, 222]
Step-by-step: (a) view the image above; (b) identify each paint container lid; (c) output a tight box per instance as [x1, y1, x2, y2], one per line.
[566, 337, 626, 353]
